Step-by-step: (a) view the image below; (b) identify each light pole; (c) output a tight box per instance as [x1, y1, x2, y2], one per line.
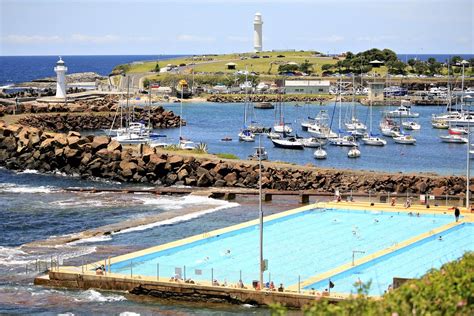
[258, 134, 264, 289]
[459, 60, 470, 208]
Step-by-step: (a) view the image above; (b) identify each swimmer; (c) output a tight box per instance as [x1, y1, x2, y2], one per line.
[374, 218, 379, 223]
[226, 249, 231, 255]
[438, 236, 442, 241]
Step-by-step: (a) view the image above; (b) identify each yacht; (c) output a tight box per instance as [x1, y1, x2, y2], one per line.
[300, 137, 327, 148]
[361, 134, 387, 146]
[307, 124, 337, 139]
[393, 134, 416, 144]
[385, 101, 419, 118]
[329, 135, 358, 147]
[402, 121, 421, 130]
[271, 137, 304, 149]
[439, 135, 468, 143]
[238, 129, 255, 142]
[179, 139, 196, 150]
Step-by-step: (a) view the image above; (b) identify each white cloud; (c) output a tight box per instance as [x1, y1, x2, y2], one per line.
[71, 34, 120, 44]
[177, 34, 215, 42]
[2, 35, 63, 44]
[226, 36, 251, 42]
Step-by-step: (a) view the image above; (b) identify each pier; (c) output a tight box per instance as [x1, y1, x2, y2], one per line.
[63, 186, 469, 206]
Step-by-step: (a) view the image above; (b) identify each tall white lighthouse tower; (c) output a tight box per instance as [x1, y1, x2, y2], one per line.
[253, 12, 263, 52]
[54, 57, 68, 99]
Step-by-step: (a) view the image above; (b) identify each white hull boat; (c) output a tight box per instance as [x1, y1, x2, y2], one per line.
[393, 135, 416, 144]
[361, 136, 387, 146]
[314, 147, 327, 159]
[347, 146, 361, 158]
[402, 121, 421, 130]
[179, 140, 196, 150]
[112, 133, 149, 145]
[329, 136, 358, 147]
[301, 137, 326, 148]
[439, 135, 468, 143]
[273, 124, 293, 134]
[238, 130, 255, 142]
[307, 125, 338, 139]
[271, 137, 304, 149]
[432, 121, 449, 129]
[266, 132, 281, 139]
[385, 102, 419, 118]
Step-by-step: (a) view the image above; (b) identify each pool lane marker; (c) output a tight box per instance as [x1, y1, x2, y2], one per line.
[287, 219, 463, 291]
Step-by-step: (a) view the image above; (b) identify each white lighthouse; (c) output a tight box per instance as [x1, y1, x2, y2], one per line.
[253, 12, 263, 52]
[54, 57, 67, 99]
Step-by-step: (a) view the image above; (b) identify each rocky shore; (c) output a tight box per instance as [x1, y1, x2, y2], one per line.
[0, 122, 468, 196]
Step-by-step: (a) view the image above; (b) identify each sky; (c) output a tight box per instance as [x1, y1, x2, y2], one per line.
[0, 0, 472, 56]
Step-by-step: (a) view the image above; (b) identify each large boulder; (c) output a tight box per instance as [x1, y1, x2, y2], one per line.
[119, 160, 137, 178]
[91, 135, 109, 151]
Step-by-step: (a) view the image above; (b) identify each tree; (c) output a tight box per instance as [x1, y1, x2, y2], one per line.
[407, 59, 416, 67]
[299, 59, 313, 74]
[154, 63, 160, 72]
[278, 64, 299, 73]
[387, 60, 407, 75]
[321, 64, 333, 71]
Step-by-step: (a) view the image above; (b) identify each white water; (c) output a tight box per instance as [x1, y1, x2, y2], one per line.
[73, 289, 127, 302]
[0, 183, 58, 194]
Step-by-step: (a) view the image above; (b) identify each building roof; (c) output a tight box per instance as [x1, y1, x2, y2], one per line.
[369, 60, 384, 64]
[225, 62, 237, 66]
[285, 80, 330, 87]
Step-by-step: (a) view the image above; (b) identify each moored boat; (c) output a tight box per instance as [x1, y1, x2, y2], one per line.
[271, 137, 304, 149]
[347, 146, 361, 158]
[314, 146, 327, 159]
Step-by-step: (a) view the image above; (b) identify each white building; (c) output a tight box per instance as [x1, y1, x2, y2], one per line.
[253, 13, 263, 52]
[54, 57, 67, 99]
[284, 80, 330, 94]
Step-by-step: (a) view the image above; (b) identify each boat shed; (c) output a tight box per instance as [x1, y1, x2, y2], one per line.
[368, 82, 385, 102]
[284, 80, 330, 94]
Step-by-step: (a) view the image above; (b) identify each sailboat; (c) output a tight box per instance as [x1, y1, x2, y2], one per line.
[362, 95, 387, 146]
[238, 71, 256, 142]
[329, 79, 358, 147]
[344, 76, 367, 133]
[178, 90, 196, 150]
[313, 146, 327, 159]
[273, 93, 293, 133]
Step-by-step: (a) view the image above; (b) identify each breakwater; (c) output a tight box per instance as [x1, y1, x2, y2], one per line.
[207, 94, 334, 103]
[17, 108, 183, 132]
[0, 122, 468, 195]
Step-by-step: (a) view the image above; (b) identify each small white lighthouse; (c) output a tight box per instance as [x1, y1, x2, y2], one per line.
[54, 57, 68, 99]
[253, 12, 263, 52]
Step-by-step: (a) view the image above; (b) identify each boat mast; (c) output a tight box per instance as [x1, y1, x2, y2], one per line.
[338, 78, 342, 134]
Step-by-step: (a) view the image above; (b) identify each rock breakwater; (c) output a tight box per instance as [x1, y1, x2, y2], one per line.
[0, 123, 468, 195]
[17, 107, 183, 132]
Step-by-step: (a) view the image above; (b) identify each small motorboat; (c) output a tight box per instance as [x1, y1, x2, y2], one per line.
[266, 132, 281, 139]
[448, 127, 468, 135]
[384, 101, 419, 118]
[314, 146, 327, 159]
[402, 121, 421, 130]
[179, 140, 196, 150]
[432, 121, 449, 129]
[301, 137, 327, 148]
[271, 137, 304, 149]
[439, 135, 468, 143]
[221, 137, 233, 142]
[329, 135, 358, 147]
[249, 147, 268, 160]
[361, 135, 387, 146]
[381, 126, 401, 137]
[393, 134, 416, 145]
[238, 129, 255, 142]
[347, 146, 361, 158]
[254, 102, 274, 109]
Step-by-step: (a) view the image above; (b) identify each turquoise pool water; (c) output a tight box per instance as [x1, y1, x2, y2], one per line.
[110, 208, 457, 290]
[305, 223, 474, 296]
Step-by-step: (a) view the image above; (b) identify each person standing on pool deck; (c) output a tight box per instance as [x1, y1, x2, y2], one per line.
[454, 207, 460, 222]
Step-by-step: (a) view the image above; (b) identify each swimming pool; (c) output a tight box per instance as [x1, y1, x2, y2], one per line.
[109, 207, 459, 291]
[304, 223, 474, 296]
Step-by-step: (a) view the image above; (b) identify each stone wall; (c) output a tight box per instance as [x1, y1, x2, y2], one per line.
[207, 94, 334, 103]
[0, 123, 467, 195]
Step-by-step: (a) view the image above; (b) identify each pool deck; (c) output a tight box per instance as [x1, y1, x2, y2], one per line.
[34, 201, 473, 307]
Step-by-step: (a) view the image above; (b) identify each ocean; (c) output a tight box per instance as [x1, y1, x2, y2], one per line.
[397, 54, 474, 63]
[0, 55, 184, 87]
